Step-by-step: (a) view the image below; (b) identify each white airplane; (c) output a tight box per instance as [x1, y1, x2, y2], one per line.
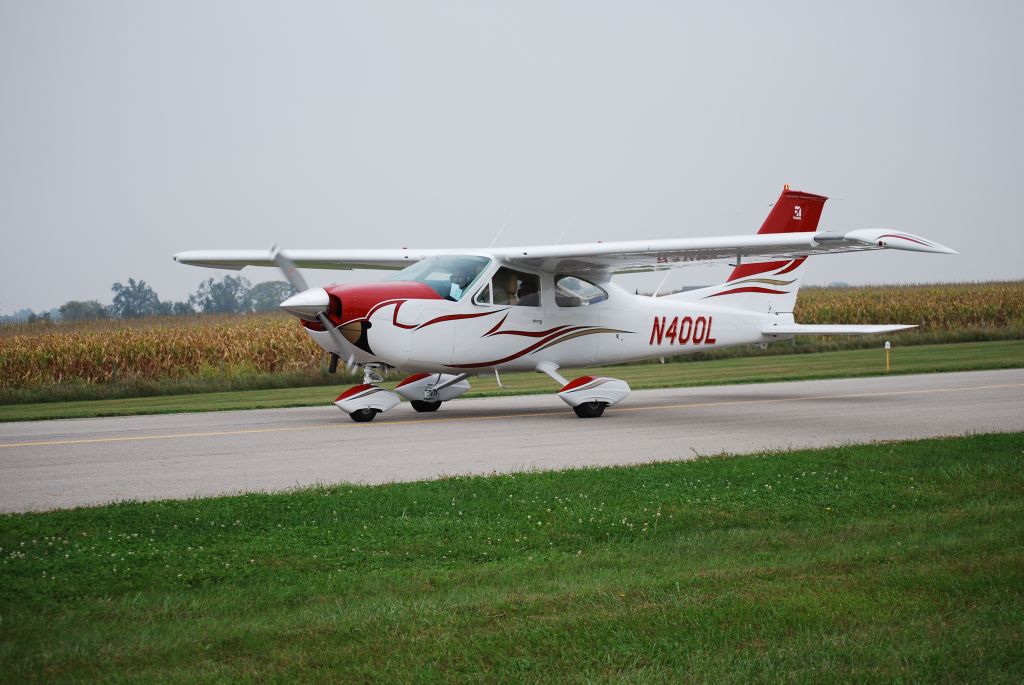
[175, 187, 956, 421]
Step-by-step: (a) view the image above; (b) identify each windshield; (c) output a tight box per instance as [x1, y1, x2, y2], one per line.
[384, 255, 491, 301]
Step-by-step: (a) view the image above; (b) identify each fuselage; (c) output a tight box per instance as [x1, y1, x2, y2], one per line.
[300, 255, 777, 374]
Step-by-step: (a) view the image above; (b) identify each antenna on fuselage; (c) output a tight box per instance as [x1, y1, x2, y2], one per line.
[652, 268, 673, 298]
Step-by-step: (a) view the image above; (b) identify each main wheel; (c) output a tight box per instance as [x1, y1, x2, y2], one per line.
[410, 400, 442, 413]
[573, 401, 607, 418]
[349, 408, 379, 423]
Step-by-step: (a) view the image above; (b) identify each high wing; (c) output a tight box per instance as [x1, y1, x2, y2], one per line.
[173, 248, 439, 271]
[494, 228, 956, 275]
[173, 228, 955, 274]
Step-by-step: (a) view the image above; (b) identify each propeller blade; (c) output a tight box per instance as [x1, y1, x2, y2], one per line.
[315, 311, 347, 349]
[270, 245, 309, 293]
[272, 245, 359, 377]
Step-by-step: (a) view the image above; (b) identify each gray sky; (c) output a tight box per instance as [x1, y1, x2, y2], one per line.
[2, 0, 1022, 313]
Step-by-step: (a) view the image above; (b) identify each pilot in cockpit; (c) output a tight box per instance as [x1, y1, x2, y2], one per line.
[448, 262, 479, 301]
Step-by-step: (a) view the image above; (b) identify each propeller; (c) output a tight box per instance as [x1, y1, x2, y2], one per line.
[270, 245, 357, 375]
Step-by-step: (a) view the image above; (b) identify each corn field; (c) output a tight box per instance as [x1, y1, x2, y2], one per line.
[0, 314, 324, 390]
[795, 281, 1024, 330]
[1, 282, 1021, 391]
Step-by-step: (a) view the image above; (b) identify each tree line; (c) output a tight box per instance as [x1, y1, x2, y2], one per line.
[2, 276, 296, 323]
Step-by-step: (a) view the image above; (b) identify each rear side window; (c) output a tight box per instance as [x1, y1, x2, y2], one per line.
[555, 275, 608, 307]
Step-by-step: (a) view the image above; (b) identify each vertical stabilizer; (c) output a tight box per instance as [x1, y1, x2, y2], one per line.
[674, 187, 828, 314]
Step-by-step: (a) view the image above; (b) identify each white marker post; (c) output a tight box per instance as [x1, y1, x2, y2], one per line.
[884, 340, 891, 373]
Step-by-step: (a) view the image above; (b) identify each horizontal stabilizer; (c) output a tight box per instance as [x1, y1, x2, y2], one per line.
[762, 323, 917, 336]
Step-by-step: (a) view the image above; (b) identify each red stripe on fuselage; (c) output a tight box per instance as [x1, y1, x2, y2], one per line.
[774, 257, 806, 275]
[707, 286, 790, 297]
[450, 326, 590, 368]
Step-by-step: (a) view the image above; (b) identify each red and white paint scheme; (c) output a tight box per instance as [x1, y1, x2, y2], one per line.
[175, 187, 956, 421]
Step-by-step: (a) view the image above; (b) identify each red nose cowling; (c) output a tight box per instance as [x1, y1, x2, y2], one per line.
[301, 281, 441, 331]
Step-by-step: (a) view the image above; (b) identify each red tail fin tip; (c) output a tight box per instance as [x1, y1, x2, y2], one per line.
[757, 188, 828, 235]
[727, 188, 827, 282]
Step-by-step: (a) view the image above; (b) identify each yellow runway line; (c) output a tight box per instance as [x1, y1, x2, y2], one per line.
[1, 381, 1021, 450]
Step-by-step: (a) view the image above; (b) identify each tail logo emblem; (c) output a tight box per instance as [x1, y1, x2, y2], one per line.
[793, 205, 802, 220]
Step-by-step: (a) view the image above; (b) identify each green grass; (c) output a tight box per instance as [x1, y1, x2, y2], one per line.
[3, 339, 1023, 422]
[1, 433, 1022, 682]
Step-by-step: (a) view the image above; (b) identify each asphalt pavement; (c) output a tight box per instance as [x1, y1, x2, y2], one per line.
[1, 369, 1022, 512]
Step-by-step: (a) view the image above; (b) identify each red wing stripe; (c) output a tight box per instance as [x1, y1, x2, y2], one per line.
[876, 233, 934, 247]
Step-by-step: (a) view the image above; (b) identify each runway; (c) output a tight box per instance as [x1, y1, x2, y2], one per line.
[1, 369, 1022, 513]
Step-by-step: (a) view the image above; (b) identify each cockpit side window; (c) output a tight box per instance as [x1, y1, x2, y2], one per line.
[555, 274, 608, 307]
[491, 267, 541, 307]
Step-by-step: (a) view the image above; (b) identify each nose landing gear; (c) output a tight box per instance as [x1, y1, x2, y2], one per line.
[334, 364, 400, 422]
[336, 369, 473, 421]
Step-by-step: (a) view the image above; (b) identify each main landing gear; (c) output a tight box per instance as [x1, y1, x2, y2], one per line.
[572, 401, 607, 419]
[334, 368, 471, 422]
[335, 363, 629, 422]
[536, 361, 631, 419]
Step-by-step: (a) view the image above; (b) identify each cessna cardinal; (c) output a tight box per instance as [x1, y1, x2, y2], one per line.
[175, 187, 956, 421]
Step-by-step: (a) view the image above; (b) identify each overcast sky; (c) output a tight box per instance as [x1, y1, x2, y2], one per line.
[2, 0, 1022, 313]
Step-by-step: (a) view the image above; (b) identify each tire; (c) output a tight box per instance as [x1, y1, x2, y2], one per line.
[573, 401, 606, 418]
[349, 408, 379, 423]
[410, 400, 442, 413]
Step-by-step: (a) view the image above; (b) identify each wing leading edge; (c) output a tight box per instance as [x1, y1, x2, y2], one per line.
[173, 229, 955, 274]
[497, 228, 956, 275]
[173, 248, 437, 271]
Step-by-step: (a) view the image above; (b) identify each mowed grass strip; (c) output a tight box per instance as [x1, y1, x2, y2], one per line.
[1, 433, 1023, 683]
[3, 339, 1022, 422]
